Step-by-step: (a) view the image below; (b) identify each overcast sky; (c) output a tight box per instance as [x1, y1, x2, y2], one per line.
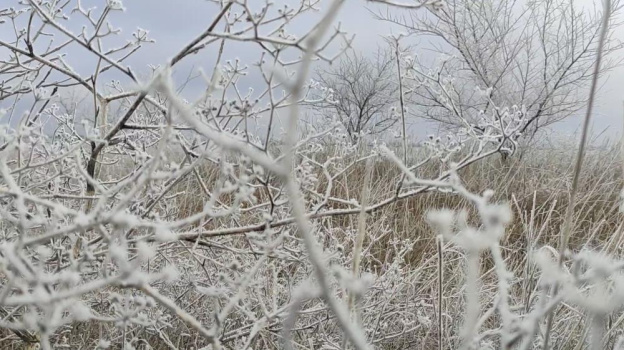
[2, 0, 623, 140]
[102, 0, 624, 140]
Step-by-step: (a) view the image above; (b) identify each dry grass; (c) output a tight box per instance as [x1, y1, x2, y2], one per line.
[155, 139, 624, 349]
[4, 141, 618, 349]
[176, 140, 624, 266]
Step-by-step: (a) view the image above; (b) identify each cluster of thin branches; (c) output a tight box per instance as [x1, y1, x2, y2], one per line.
[0, 0, 621, 349]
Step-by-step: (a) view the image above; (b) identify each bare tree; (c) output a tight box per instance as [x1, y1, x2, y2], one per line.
[311, 49, 398, 144]
[379, 0, 622, 138]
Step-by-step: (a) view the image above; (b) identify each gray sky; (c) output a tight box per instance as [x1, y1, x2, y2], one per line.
[2, 0, 622, 139]
[121, 0, 624, 138]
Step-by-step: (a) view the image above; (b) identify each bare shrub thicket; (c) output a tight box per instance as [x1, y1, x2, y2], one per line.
[0, 0, 622, 349]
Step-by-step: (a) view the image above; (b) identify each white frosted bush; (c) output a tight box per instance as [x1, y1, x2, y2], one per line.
[0, 0, 618, 349]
